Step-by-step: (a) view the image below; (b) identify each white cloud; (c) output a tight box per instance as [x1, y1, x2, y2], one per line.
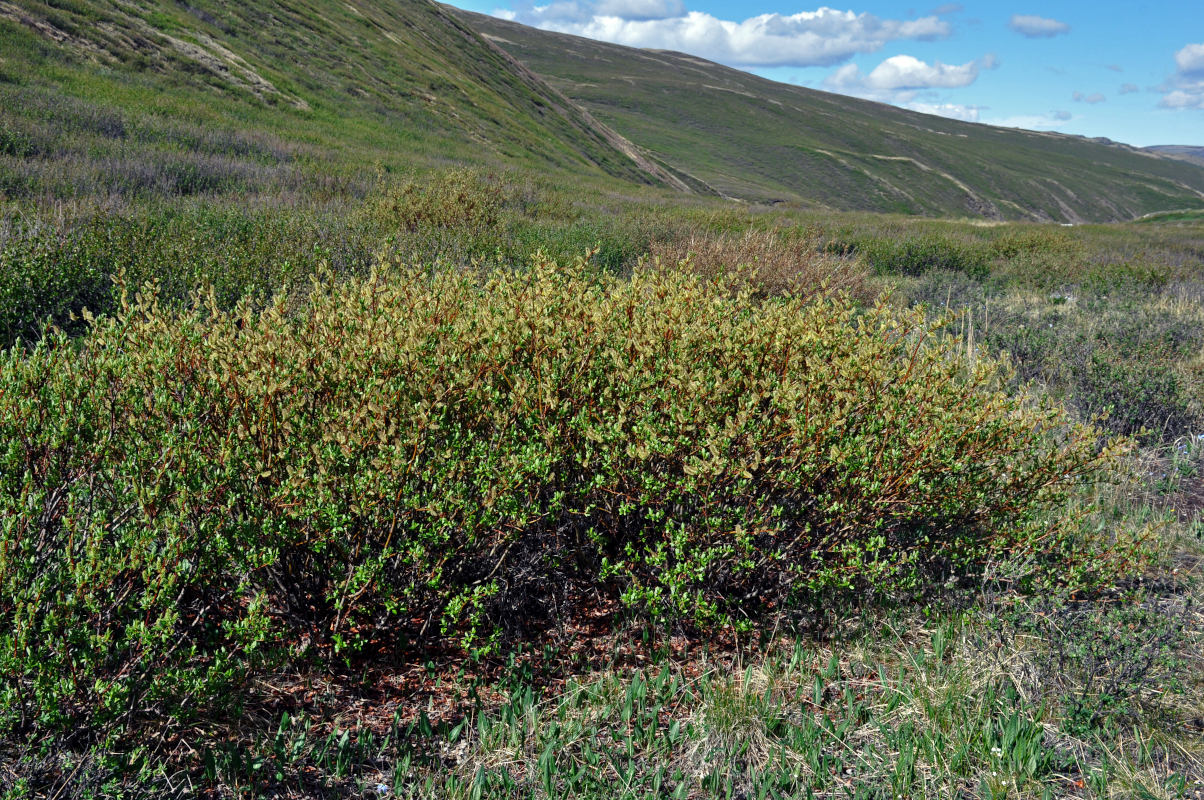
[1053, 109, 1072, 120]
[1160, 90, 1203, 109]
[1072, 90, 1105, 104]
[905, 101, 981, 121]
[820, 54, 995, 120]
[823, 52, 997, 109]
[1008, 14, 1070, 38]
[827, 54, 980, 91]
[507, 4, 952, 67]
[1158, 42, 1204, 110]
[1174, 42, 1204, 76]
[1118, 83, 1139, 94]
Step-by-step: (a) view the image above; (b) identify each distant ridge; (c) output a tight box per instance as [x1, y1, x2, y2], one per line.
[455, 7, 1204, 222]
[1144, 146, 1204, 169]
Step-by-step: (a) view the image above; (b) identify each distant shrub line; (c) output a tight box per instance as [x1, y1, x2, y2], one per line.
[0, 169, 691, 347]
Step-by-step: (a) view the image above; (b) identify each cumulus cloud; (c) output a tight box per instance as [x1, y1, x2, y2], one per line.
[1053, 109, 1072, 120]
[820, 54, 996, 120]
[1008, 14, 1070, 38]
[1119, 83, 1139, 94]
[506, 4, 952, 67]
[824, 52, 997, 101]
[1174, 42, 1204, 76]
[827, 54, 978, 91]
[1158, 42, 1204, 109]
[1072, 91, 1105, 104]
[930, 3, 962, 15]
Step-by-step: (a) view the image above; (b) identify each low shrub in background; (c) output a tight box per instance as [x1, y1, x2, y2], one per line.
[0, 206, 372, 347]
[356, 168, 693, 273]
[0, 220, 113, 345]
[989, 227, 1081, 261]
[650, 229, 874, 302]
[0, 169, 695, 347]
[825, 230, 990, 278]
[355, 168, 513, 234]
[0, 168, 530, 348]
[0, 254, 1119, 749]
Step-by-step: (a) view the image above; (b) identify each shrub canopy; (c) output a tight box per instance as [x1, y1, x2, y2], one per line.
[0, 254, 1110, 737]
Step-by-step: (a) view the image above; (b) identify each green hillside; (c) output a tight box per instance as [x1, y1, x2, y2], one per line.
[3, 0, 1203, 221]
[0, 0, 685, 202]
[456, 8, 1204, 222]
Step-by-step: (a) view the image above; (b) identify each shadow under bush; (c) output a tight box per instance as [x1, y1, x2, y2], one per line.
[0, 254, 1120, 749]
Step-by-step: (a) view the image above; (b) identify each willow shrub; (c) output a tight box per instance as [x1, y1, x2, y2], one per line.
[0, 253, 1117, 736]
[649, 230, 874, 303]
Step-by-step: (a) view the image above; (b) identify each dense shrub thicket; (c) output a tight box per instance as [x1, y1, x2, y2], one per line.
[0, 256, 1114, 742]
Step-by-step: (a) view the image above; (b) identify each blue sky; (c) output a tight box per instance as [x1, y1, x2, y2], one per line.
[448, 0, 1204, 147]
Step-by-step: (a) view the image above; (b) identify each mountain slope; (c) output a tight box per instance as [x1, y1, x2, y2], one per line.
[0, 0, 681, 200]
[455, 9, 1204, 222]
[4, 0, 1203, 221]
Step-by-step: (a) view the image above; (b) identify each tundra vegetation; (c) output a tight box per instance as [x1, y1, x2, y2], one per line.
[3, 0, 1204, 793]
[0, 167, 1201, 800]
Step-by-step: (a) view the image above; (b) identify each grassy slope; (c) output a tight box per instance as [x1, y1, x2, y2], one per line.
[4, 0, 1203, 222]
[0, 0, 677, 200]
[455, 8, 1204, 222]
